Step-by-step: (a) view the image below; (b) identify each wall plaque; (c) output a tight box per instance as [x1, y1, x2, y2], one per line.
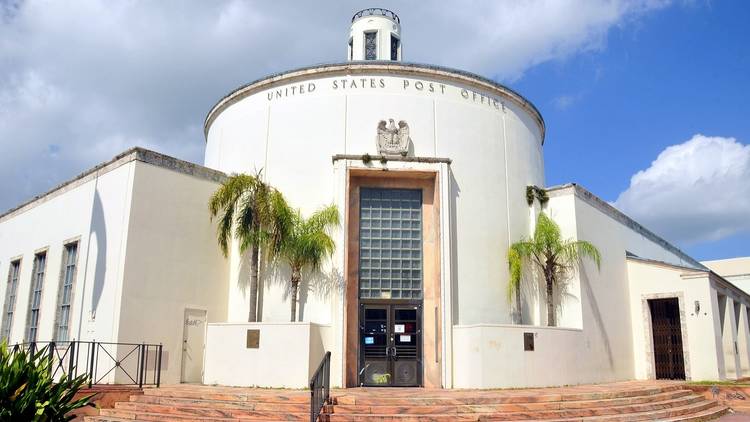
[524, 332, 535, 351]
[246, 329, 260, 349]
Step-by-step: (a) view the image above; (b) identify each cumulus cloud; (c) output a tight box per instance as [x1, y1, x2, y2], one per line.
[0, 0, 672, 211]
[614, 135, 750, 245]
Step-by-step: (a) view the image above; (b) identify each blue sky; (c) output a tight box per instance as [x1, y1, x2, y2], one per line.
[512, 2, 750, 260]
[0, 0, 747, 261]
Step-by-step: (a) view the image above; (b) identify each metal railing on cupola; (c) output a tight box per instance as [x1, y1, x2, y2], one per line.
[12, 340, 163, 388]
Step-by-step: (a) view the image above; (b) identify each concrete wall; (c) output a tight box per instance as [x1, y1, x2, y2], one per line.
[0, 161, 135, 345]
[203, 322, 332, 388]
[117, 161, 229, 384]
[453, 324, 593, 388]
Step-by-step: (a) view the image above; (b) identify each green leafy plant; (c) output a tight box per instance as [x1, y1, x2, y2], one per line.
[273, 202, 340, 322]
[507, 213, 601, 326]
[362, 153, 372, 164]
[525, 185, 549, 206]
[0, 342, 94, 421]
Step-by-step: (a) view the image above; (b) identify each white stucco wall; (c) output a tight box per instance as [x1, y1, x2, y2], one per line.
[626, 260, 723, 381]
[0, 160, 135, 346]
[203, 322, 332, 388]
[205, 66, 545, 334]
[117, 161, 229, 384]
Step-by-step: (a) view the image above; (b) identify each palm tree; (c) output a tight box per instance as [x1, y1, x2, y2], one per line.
[274, 203, 339, 322]
[507, 213, 601, 327]
[209, 173, 275, 322]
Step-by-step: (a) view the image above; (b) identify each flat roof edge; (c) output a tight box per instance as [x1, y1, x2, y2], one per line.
[547, 183, 707, 271]
[203, 61, 546, 143]
[0, 148, 226, 223]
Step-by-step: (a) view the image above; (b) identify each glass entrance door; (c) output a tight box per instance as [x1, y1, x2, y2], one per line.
[360, 303, 421, 386]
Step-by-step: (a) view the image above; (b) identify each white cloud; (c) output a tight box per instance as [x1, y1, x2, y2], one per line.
[0, 0, 672, 210]
[551, 93, 583, 110]
[614, 134, 750, 245]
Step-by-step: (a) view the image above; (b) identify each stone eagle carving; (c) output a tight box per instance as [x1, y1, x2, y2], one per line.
[376, 119, 410, 156]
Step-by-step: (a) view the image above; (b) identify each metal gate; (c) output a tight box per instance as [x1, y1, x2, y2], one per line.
[649, 298, 685, 380]
[359, 303, 421, 386]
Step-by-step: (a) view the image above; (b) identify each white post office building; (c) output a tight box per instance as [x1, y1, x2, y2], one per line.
[2, 9, 749, 389]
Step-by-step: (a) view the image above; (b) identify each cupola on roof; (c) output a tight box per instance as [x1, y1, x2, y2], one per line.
[348, 8, 402, 61]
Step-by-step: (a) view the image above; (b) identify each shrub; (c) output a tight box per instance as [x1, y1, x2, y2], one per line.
[0, 341, 94, 421]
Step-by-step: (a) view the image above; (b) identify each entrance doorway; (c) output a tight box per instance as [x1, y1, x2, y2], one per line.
[649, 298, 685, 380]
[360, 303, 421, 386]
[181, 308, 206, 383]
[357, 187, 423, 386]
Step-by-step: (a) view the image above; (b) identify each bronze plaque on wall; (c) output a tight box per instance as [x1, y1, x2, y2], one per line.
[246, 329, 260, 348]
[524, 332, 534, 351]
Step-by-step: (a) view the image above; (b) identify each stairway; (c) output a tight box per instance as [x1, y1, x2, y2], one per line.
[84, 382, 728, 421]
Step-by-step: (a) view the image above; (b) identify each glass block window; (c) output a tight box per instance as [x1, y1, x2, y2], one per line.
[390, 35, 399, 61]
[25, 252, 46, 342]
[1, 260, 21, 341]
[365, 31, 377, 60]
[55, 243, 78, 342]
[359, 188, 422, 299]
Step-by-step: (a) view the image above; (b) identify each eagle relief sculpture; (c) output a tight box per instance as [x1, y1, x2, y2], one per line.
[376, 119, 410, 156]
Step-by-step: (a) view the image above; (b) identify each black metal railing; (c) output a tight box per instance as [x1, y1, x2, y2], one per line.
[309, 351, 331, 422]
[12, 340, 163, 388]
[352, 8, 400, 23]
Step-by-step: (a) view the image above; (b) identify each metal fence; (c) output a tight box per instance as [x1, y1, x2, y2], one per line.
[12, 340, 163, 388]
[309, 351, 331, 422]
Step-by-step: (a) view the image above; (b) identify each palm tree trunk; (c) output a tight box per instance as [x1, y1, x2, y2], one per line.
[546, 273, 555, 327]
[248, 244, 259, 322]
[290, 270, 300, 322]
[514, 287, 522, 324]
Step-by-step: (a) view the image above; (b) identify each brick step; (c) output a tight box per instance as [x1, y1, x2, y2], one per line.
[331, 395, 705, 418]
[661, 405, 729, 422]
[490, 400, 723, 422]
[329, 390, 696, 414]
[114, 401, 309, 419]
[142, 388, 309, 403]
[100, 408, 305, 421]
[332, 385, 684, 406]
[128, 389, 692, 414]
[323, 399, 719, 421]
[130, 394, 311, 412]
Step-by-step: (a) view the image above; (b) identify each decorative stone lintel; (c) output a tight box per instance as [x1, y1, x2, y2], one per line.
[332, 154, 452, 165]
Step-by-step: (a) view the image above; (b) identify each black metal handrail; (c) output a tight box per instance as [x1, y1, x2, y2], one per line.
[309, 351, 331, 422]
[12, 340, 163, 388]
[352, 8, 400, 23]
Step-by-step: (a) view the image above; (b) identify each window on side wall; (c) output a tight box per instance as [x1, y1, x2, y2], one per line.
[25, 252, 47, 343]
[54, 242, 78, 342]
[1, 260, 21, 341]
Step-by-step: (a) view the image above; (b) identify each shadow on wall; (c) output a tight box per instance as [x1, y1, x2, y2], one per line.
[580, 265, 614, 369]
[449, 169, 461, 324]
[236, 251, 254, 321]
[262, 261, 344, 322]
[90, 190, 107, 318]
